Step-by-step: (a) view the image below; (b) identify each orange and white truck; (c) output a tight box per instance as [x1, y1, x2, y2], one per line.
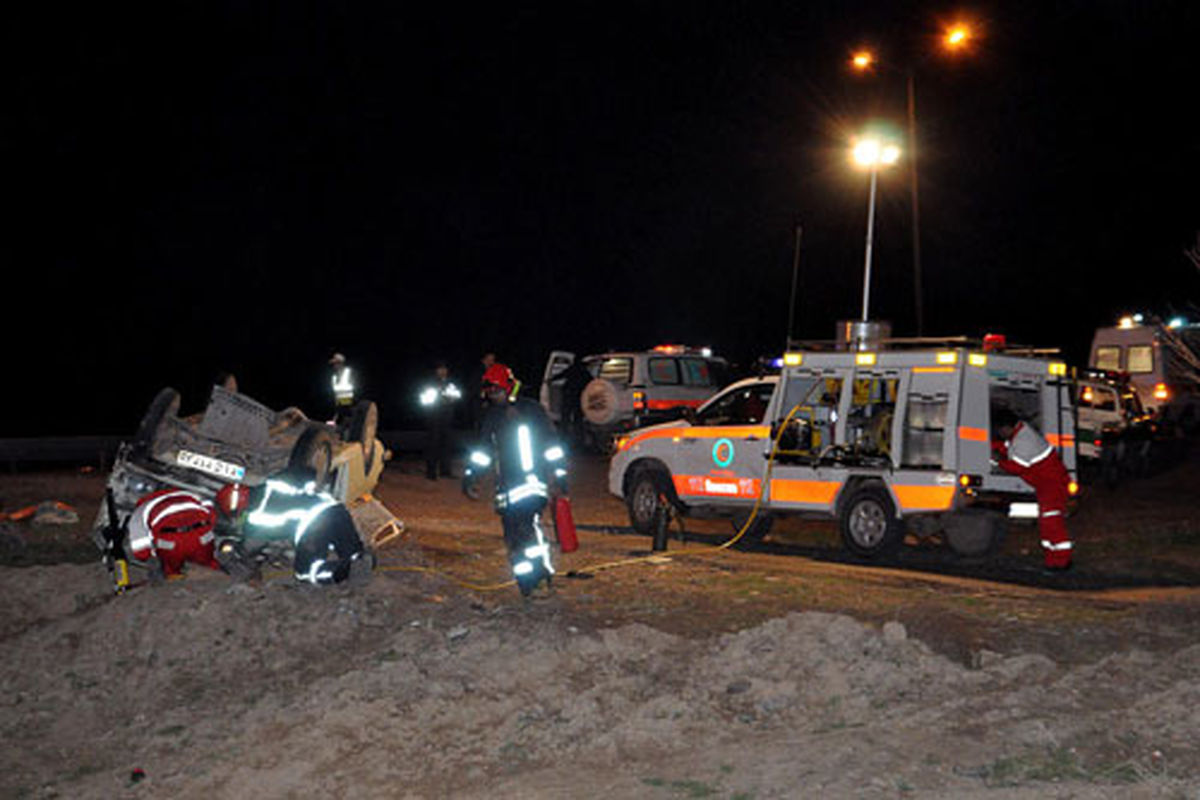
[609, 339, 1078, 558]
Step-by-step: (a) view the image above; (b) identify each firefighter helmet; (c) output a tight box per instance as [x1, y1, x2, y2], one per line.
[482, 363, 515, 391]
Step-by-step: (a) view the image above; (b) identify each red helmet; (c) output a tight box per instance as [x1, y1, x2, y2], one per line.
[216, 483, 252, 517]
[482, 363, 515, 391]
[127, 489, 215, 559]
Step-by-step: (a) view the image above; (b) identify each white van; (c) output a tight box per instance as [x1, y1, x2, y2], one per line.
[1089, 315, 1200, 429]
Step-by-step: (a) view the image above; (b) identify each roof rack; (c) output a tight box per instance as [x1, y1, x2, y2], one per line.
[785, 335, 1061, 356]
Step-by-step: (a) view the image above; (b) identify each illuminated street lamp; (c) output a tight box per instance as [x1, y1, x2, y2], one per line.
[851, 135, 901, 323]
[847, 19, 978, 335]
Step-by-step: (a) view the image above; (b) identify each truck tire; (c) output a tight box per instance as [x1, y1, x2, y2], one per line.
[582, 379, 619, 426]
[133, 388, 181, 455]
[942, 509, 1007, 558]
[731, 511, 773, 545]
[347, 400, 379, 472]
[288, 426, 335, 490]
[839, 484, 903, 558]
[626, 467, 671, 536]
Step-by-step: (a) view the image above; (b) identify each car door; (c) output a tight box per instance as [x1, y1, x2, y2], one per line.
[539, 351, 574, 422]
[670, 381, 775, 508]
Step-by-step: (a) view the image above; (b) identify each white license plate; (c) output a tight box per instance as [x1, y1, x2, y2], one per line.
[1008, 502, 1039, 519]
[176, 449, 246, 482]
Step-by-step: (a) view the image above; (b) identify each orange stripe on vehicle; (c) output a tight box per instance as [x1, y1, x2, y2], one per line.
[912, 366, 956, 373]
[1046, 434, 1075, 447]
[646, 398, 706, 410]
[892, 485, 956, 511]
[769, 479, 840, 505]
[958, 426, 989, 442]
[625, 425, 770, 450]
[672, 474, 761, 499]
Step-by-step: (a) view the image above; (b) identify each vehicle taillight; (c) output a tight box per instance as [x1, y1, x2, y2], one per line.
[1068, 480, 1079, 496]
[958, 474, 981, 488]
[633, 390, 646, 411]
[1153, 383, 1170, 401]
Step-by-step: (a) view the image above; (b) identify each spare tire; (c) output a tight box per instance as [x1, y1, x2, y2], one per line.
[582, 379, 620, 426]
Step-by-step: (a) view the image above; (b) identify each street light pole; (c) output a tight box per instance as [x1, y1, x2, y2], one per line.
[906, 69, 924, 336]
[861, 167, 879, 323]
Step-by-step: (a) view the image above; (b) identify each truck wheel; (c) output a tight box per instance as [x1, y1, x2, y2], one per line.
[626, 468, 670, 535]
[730, 511, 773, 544]
[839, 484, 903, 558]
[347, 400, 379, 472]
[581, 379, 619, 427]
[288, 426, 335, 490]
[942, 509, 1007, 558]
[133, 388, 181, 455]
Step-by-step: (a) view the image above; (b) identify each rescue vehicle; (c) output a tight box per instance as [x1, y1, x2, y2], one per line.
[1089, 314, 1200, 430]
[540, 345, 729, 450]
[609, 337, 1078, 558]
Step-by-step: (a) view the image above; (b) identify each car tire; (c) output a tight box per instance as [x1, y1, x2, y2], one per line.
[838, 483, 903, 558]
[581, 379, 619, 427]
[133, 388, 181, 455]
[730, 511, 773, 545]
[288, 425, 335, 490]
[942, 509, 1007, 558]
[626, 467, 670, 536]
[347, 400, 379, 472]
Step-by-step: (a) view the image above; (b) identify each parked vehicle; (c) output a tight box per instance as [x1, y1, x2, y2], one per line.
[608, 338, 1078, 559]
[540, 345, 729, 451]
[1089, 314, 1200, 431]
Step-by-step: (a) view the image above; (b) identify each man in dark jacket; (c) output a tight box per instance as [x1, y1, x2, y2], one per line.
[463, 363, 568, 596]
[419, 361, 462, 480]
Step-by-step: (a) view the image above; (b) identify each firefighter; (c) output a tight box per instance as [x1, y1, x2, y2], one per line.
[992, 409, 1073, 573]
[329, 352, 355, 421]
[419, 361, 462, 480]
[462, 363, 568, 597]
[244, 471, 373, 586]
[126, 489, 222, 579]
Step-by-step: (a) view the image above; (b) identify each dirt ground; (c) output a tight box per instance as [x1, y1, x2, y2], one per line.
[2, 445, 1199, 798]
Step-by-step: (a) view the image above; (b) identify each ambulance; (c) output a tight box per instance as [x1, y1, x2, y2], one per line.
[609, 337, 1078, 558]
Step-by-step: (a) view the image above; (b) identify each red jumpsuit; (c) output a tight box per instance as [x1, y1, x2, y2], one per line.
[127, 489, 221, 576]
[995, 422, 1072, 569]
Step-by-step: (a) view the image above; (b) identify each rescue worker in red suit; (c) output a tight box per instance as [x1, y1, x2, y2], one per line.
[462, 364, 568, 597]
[991, 408, 1073, 572]
[127, 489, 222, 579]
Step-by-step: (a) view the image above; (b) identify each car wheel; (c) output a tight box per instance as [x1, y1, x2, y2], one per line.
[942, 509, 1007, 558]
[288, 426, 335, 490]
[133, 388, 181, 455]
[347, 400, 379, 472]
[839, 484, 903, 558]
[730, 511, 772, 545]
[626, 468, 669, 535]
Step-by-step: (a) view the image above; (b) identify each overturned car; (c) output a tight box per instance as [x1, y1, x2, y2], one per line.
[92, 384, 394, 578]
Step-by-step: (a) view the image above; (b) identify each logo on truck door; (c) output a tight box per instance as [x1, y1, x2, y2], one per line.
[712, 438, 735, 467]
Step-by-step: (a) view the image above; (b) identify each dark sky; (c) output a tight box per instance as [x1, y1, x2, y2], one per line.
[6, 1, 1198, 435]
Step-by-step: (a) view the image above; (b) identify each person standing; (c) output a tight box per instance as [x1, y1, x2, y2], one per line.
[419, 361, 462, 480]
[462, 363, 568, 597]
[992, 408, 1073, 573]
[329, 352, 355, 422]
[557, 358, 593, 445]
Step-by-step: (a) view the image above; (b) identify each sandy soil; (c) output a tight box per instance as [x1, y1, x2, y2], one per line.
[1, 448, 1199, 799]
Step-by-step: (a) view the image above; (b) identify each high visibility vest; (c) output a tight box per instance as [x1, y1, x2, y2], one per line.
[1006, 422, 1054, 468]
[332, 367, 355, 404]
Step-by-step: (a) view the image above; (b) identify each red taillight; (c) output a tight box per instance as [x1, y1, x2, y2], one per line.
[633, 390, 646, 410]
[1153, 383, 1170, 401]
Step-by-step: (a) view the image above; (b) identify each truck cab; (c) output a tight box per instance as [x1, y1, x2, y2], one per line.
[610, 342, 1078, 559]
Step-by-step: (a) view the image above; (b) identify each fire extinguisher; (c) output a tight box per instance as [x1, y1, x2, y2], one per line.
[553, 496, 578, 553]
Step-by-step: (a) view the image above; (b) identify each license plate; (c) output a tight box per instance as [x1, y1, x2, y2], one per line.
[176, 449, 246, 482]
[1008, 501, 1039, 519]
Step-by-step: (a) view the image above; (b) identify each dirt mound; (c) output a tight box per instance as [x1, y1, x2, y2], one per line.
[2, 561, 1198, 799]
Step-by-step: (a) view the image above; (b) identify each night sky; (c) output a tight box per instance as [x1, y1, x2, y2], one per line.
[7, 1, 1197, 436]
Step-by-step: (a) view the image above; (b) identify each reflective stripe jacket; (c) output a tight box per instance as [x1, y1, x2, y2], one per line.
[999, 421, 1054, 469]
[469, 397, 566, 505]
[332, 366, 355, 405]
[127, 489, 216, 561]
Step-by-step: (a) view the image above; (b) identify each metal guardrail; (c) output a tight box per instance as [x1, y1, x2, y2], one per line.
[0, 431, 470, 471]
